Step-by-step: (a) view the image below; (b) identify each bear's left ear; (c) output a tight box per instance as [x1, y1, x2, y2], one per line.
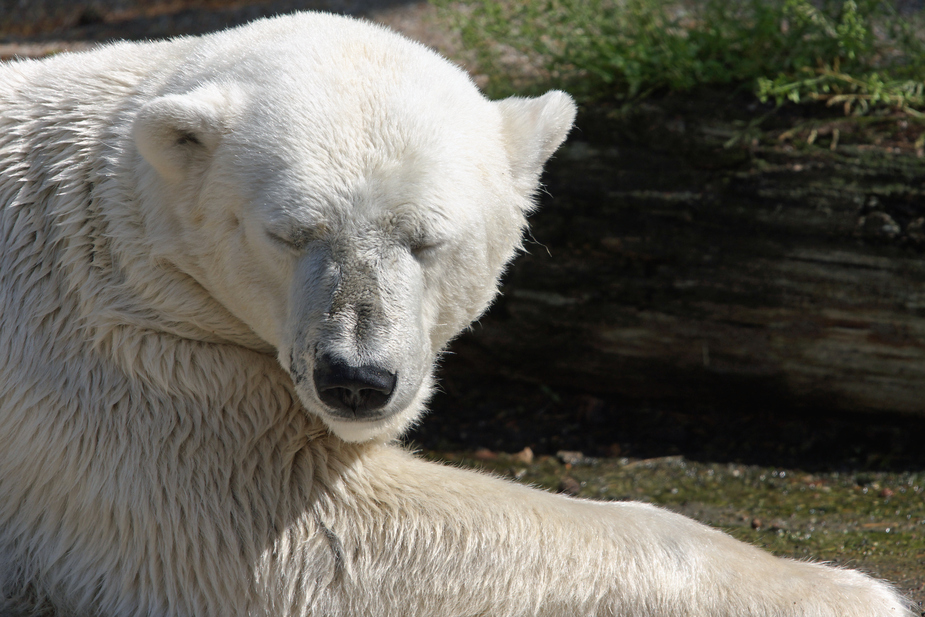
[496, 90, 577, 197]
[133, 84, 241, 181]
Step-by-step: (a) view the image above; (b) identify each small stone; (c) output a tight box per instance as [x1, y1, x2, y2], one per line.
[557, 450, 585, 466]
[768, 519, 788, 532]
[473, 448, 497, 461]
[558, 476, 581, 496]
[512, 447, 534, 464]
[751, 518, 763, 530]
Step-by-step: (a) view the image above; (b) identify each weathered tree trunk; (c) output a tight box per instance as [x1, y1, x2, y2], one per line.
[448, 102, 925, 415]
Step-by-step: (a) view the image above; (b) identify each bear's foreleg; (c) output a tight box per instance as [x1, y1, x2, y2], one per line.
[305, 445, 911, 617]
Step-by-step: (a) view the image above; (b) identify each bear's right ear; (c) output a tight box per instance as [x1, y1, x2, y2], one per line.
[496, 90, 577, 199]
[133, 84, 239, 181]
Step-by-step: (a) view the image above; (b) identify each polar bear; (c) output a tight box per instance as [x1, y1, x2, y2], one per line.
[0, 11, 911, 617]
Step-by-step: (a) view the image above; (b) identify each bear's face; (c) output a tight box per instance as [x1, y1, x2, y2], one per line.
[132, 40, 575, 442]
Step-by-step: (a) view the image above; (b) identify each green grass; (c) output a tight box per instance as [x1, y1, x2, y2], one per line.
[437, 0, 925, 114]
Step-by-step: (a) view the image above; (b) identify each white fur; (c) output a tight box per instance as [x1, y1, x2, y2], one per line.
[0, 11, 911, 617]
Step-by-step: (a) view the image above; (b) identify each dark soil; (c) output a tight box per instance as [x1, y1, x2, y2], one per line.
[411, 360, 925, 471]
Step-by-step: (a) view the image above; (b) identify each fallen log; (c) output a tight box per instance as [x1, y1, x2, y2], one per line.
[446, 101, 925, 416]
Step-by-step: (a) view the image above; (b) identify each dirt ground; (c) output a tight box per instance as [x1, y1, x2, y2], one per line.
[0, 1, 457, 60]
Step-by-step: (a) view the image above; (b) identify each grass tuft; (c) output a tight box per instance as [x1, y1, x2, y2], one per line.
[438, 0, 925, 114]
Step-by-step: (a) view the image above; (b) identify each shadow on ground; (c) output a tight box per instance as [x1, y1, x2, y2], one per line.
[409, 361, 925, 472]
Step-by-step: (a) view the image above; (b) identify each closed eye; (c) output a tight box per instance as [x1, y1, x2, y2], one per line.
[410, 240, 443, 259]
[266, 228, 313, 252]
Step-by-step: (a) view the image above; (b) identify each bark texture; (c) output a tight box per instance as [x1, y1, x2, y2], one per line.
[449, 103, 925, 415]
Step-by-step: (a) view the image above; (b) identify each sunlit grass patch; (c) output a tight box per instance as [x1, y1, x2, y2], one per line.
[437, 0, 925, 114]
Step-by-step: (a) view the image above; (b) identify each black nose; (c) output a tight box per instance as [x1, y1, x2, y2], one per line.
[313, 354, 397, 418]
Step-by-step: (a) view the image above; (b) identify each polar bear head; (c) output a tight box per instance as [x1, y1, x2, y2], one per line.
[130, 14, 575, 442]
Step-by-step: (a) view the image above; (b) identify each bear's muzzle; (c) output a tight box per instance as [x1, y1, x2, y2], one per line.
[312, 353, 397, 419]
